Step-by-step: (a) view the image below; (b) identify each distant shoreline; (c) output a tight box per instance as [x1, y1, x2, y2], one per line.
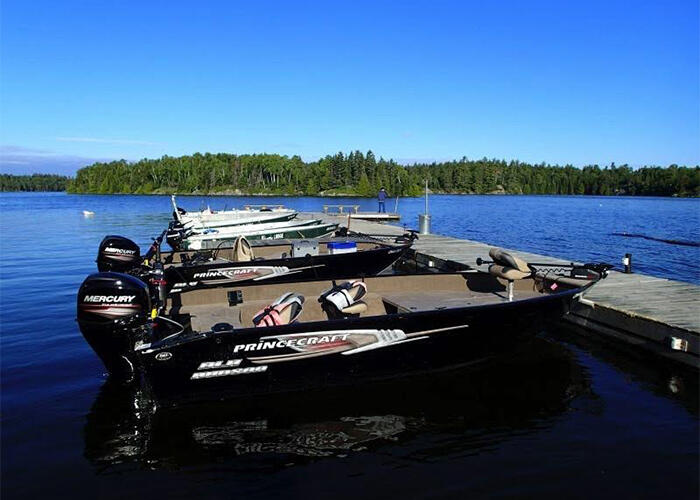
[4, 150, 700, 197]
[3, 189, 698, 198]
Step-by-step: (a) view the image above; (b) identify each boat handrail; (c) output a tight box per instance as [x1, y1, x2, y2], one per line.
[242, 204, 287, 210]
[322, 204, 361, 214]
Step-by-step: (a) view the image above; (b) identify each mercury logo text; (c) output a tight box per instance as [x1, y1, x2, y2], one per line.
[104, 247, 136, 254]
[83, 295, 136, 303]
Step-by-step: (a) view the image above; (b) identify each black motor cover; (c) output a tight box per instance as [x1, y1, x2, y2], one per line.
[97, 235, 141, 272]
[165, 223, 186, 251]
[77, 272, 151, 378]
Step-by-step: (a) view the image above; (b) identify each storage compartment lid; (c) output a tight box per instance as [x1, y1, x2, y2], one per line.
[327, 241, 357, 250]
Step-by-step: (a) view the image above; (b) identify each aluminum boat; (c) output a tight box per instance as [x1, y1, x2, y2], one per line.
[95, 232, 414, 295]
[77, 248, 610, 403]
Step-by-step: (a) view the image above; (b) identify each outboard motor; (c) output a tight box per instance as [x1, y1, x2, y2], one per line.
[97, 236, 141, 272]
[77, 272, 151, 380]
[165, 222, 186, 251]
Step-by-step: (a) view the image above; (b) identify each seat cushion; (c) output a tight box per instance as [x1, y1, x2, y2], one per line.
[488, 264, 530, 281]
[489, 248, 530, 273]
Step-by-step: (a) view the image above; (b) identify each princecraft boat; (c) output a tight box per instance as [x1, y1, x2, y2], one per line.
[167, 219, 339, 251]
[171, 195, 298, 229]
[95, 233, 414, 295]
[77, 248, 610, 403]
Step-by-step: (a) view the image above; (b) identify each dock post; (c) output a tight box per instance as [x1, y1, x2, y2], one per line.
[623, 253, 633, 273]
[419, 179, 431, 234]
[419, 214, 431, 234]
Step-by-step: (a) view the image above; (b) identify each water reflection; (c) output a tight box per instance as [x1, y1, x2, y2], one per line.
[84, 338, 591, 469]
[554, 325, 699, 416]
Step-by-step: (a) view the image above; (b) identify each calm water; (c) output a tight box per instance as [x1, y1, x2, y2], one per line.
[1, 193, 698, 499]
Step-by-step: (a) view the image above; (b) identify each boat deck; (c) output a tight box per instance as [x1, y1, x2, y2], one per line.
[297, 212, 700, 368]
[173, 272, 544, 332]
[182, 289, 532, 332]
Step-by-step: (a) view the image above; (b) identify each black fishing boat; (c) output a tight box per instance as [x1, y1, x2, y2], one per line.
[77, 248, 610, 403]
[96, 233, 414, 295]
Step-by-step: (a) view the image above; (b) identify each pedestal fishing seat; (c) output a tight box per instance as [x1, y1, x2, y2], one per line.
[319, 280, 368, 319]
[253, 292, 305, 327]
[487, 248, 532, 301]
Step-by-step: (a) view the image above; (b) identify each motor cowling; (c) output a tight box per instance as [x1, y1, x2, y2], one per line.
[97, 236, 141, 272]
[165, 223, 186, 251]
[77, 272, 151, 379]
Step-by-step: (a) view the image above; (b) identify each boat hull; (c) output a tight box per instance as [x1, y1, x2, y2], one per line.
[180, 211, 298, 230]
[179, 223, 340, 250]
[137, 289, 575, 405]
[164, 244, 410, 293]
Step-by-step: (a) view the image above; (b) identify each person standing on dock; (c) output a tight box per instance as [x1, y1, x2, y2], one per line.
[378, 187, 388, 213]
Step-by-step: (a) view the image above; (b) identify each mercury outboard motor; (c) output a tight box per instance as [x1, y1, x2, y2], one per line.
[77, 272, 151, 380]
[165, 222, 187, 251]
[97, 236, 141, 272]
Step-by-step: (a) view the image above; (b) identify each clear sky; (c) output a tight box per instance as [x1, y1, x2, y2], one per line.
[1, 0, 698, 175]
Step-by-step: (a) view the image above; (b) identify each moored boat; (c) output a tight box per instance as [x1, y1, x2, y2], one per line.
[76, 248, 610, 403]
[171, 195, 297, 229]
[95, 233, 414, 295]
[167, 219, 340, 250]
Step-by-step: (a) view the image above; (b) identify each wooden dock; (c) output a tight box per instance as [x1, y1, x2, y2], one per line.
[321, 204, 400, 222]
[300, 212, 700, 369]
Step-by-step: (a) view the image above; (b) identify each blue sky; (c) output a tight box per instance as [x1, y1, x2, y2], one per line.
[1, 0, 698, 175]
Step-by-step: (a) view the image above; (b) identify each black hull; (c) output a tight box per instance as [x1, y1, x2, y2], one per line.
[163, 245, 409, 293]
[138, 289, 575, 405]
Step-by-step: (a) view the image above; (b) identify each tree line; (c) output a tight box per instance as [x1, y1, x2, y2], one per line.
[18, 151, 700, 196]
[0, 174, 70, 192]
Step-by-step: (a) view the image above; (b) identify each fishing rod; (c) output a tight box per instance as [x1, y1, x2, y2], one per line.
[335, 227, 419, 243]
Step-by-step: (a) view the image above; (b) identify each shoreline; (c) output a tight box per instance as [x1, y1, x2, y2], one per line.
[2, 190, 697, 198]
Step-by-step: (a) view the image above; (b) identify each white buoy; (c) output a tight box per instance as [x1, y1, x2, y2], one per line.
[83, 210, 95, 217]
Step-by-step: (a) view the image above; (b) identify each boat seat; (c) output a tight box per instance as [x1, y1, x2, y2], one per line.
[253, 292, 304, 327]
[487, 248, 532, 280]
[488, 265, 530, 281]
[232, 236, 254, 262]
[487, 248, 532, 301]
[319, 280, 368, 319]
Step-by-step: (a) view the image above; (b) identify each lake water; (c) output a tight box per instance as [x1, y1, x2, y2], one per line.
[1, 193, 698, 499]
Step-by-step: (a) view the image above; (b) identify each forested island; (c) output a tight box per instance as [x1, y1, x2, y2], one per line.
[3, 152, 697, 196]
[0, 174, 70, 192]
[67, 152, 699, 197]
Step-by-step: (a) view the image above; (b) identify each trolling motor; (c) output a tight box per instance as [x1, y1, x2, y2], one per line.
[476, 256, 612, 280]
[334, 227, 419, 245]
[395, 230, 419, 244]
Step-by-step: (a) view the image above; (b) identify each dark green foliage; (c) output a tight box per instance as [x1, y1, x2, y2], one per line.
[65, 153, 700, 197]
[0, 174, 69, 192]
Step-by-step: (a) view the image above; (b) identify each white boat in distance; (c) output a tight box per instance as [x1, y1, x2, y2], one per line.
[171, 195, 298, 230]
[167, 218, 340, 250]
